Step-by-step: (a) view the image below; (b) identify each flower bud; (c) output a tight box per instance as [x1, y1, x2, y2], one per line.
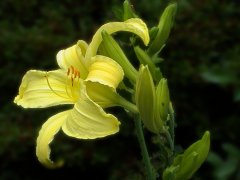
[134, 46, 162, 82]
[163, 131, 210, 180]
[148, 3, 177, 55]
[155, 78, 170, 123]
[123, 0, 138, 21]
[135, 65, 158, 133]
[100, 30, 137, 82]
[149, 26, 159, 42]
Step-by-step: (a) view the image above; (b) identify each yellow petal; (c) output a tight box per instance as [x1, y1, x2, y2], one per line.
[14, 70, 77, 108]
[86, 55, 124, 90]
[36, 110, 69, 168]
[62, 81, 120, 139]
[85, 81, 121, 108]
[56, 40, 88, 78]
[77, 40, 88, 56]
[85, 18, 150, 64]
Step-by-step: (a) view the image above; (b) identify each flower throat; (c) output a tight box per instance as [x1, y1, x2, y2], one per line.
[45, 66, 80, 101]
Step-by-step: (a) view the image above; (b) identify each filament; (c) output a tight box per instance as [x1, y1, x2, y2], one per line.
[44, 67, 80, 102]
[44, 73, 69, 99]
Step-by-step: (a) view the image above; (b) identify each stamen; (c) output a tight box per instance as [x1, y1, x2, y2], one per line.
[67, 68, 70, 76]
[67, 66, 80, 86]
[44, 68, 80, 102]
[44, 73, 69, 99]
[66, 66, 81, 100]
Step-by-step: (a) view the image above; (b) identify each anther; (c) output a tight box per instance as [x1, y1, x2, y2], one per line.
[67, 66, 80, 79]
[67, 66, 80, 87]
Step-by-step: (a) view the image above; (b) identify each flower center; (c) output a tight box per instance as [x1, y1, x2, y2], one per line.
[65, 66, 81, 101]
[45, 66, 81, 102]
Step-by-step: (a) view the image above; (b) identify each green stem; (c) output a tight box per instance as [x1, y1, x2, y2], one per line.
[165, 130, 174, 153]
[118, 96, 138, 114]
[134, 117, 156, 180]
[169, 102, 175, 148]
[167, 102, 175, 164]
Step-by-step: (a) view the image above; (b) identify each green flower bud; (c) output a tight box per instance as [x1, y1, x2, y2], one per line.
[135, 65, 158, 133]
[148, 3, 177, 55]
[149, 26, 159, 42]
[123, 0, 138, 21]
[134, 46, 162, 82]
[100, 31, 137, 82]
[155, 78, 170, 123]
[163, 131, 211, 180]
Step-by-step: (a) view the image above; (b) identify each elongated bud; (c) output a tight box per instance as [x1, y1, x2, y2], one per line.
[100, 31, 138, 82]
[134, 46, 162, 82]
[163, 131, 210, 180]
[149, 26, 159, 42]
[148, 3, 177, 55]
[155, 78, 170, 123]
[135, 65, 158, 133]
[123, 0, 138, 21]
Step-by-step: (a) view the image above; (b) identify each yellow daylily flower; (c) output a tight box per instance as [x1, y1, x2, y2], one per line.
[15, 18, 147, 168]
[14, 56, 123, 168]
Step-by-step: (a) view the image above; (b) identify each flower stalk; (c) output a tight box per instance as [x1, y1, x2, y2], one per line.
[134, 116, 156, 180]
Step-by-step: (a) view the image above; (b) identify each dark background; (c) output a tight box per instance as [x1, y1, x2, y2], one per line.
[0, 0, 239, 179]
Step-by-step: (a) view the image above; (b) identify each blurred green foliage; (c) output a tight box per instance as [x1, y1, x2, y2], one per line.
[207, 143, 240, 180]
[0, 0, 239, 179]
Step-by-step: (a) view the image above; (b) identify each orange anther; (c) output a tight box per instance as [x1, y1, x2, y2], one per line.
[71, 66, 74, 74]
[67, 68, 70, 76]
[67, 65, 80, 82]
